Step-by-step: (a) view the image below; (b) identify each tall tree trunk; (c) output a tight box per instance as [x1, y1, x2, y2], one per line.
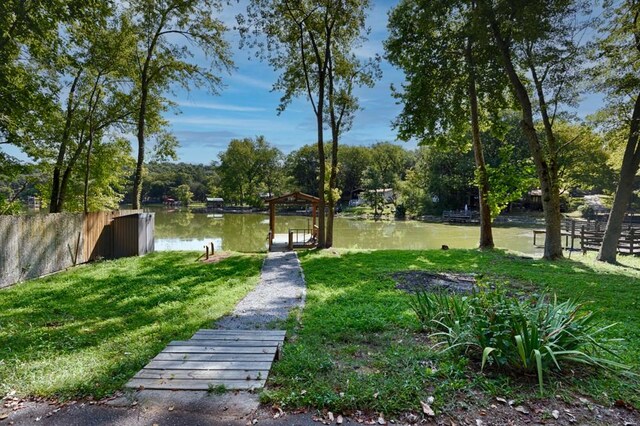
[132, 78, 148, 210]
[485, 11, 563, 259]
[326, 139, 338, 248]
[466, 36, 494, 250]
[316, 97, 326, 249]
[325, 52, 339, 249]
[598, 93, 640, 263]
[50, 70, 82, 213]
[83, 123, 95, 214]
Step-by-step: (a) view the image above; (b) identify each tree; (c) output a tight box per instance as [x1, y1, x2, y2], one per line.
[128, 0, 232, 209]
[240, 0, 375, 248]
[593, 0, 640, 263]
[386, 0, 508, 249]
[477, 0, 591, 259]
[217, 136, 283, 206]
[0, 0, 97, 150]
[45, 11, 137, 213]
[554, 121, 615, 193]
[324, 24, 379, 247]
[286, 144, 320, 196]
[362, 142, 410, 216]
[337, 145, 372, 200]
[173, 183, 194, 206]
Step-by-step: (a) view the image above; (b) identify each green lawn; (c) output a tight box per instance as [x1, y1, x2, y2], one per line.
[264, 249, 640, 415]
[0, 251, 263, 399]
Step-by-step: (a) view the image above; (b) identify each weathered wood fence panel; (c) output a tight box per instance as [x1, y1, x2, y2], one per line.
[0, 210, 150, 289]
[532, 218, 640, 255]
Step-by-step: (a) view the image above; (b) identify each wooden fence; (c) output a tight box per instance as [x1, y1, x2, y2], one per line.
[532, 219, 640, 255]
[0, 210, 151, 288]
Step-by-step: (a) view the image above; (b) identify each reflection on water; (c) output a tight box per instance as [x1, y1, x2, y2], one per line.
[147, 206, 542, 255]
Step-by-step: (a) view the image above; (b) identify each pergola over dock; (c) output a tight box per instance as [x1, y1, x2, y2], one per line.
[265, 192, 320, 251]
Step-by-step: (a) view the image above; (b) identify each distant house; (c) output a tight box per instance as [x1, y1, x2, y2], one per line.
[206, 197, 224, 209]
[27, 196, 41, 209]
[164, 197, 179, 207]
[368, 188, 395, 203]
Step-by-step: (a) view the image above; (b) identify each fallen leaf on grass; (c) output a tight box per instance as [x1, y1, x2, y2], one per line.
[378, 414, 386, 425]
[337, 415, 344, 424]
[514, 406, 530, 415]
[552, 410, 559, 419]
[168, 406, 174, 412]
[496, 397, 507, 404]
[420, 401, 435, 417]
[0, 413, 8, 420]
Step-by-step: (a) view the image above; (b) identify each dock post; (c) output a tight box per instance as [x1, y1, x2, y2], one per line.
[533, 231, 537, 246]
[205, 245, 209, 260]
[580, 226, 586, 254]
[630, 229, 635, 255]
[210, 242, 215, 255]
[570, 220, 576, 251]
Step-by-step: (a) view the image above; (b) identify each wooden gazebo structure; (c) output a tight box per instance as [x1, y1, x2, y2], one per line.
[265, 192, 320, 251]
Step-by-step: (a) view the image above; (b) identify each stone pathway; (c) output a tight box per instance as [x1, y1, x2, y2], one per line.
[216, 251, 306, 330]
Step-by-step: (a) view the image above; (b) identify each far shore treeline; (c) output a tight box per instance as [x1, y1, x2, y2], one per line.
[2, 0, 640, 262]
[133, 126, 618, 218]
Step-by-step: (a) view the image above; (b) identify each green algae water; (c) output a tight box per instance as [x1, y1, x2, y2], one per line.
[149, 207, 542, 255]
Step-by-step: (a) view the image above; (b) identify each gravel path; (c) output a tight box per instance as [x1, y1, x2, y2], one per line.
[215, 251, 306, 329]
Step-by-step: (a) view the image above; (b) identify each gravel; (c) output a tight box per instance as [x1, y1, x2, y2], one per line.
[215, 251, 306, 330]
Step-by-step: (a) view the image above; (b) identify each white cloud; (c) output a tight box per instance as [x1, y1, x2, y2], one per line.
[228, 73, 274, 90]
[176, 101, 266, 112]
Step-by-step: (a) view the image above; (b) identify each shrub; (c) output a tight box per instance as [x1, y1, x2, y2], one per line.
[410, 290, 626, 392]
[578, 204, 596, 219]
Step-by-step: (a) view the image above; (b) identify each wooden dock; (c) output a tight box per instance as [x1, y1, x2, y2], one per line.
[269, 228, 317, 252]
[442, 210, 480, 224]
[126, 329, 286, 391]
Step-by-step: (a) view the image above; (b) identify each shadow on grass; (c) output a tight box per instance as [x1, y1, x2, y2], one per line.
[0, 252, 263, 399]
[266, 249, 640, 414]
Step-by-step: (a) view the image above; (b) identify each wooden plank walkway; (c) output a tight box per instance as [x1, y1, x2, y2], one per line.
[126, 329, 286, 391]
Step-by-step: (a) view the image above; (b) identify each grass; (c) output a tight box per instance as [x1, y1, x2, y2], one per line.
[263, 249, 640, 415]
[0, 251, 264, 399]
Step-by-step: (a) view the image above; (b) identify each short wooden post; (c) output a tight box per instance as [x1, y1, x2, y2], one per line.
[533, 230, 537, 246]
[205, 245, 209, 260]
[580, 226, 585, 254]
[630, 229, 635, 255]
[570, 220, 576, 251]
[288, 231, 294, 251]
[210, 242, 215, 255]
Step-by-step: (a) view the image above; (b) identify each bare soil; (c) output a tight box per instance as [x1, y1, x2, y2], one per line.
[392, 271, 479, 294]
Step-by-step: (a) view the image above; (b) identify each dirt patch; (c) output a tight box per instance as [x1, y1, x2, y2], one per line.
[392, 271, 478, 294]
[274, 394, 640, 425]
[201, 253, 232, 264]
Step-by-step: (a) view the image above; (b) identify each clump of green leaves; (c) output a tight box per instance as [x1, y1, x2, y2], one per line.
[410, 290, 627, 393]
[207, 384, 227, 395]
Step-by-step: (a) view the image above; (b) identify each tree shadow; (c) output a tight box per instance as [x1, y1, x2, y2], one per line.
[0, 252, 264, 398]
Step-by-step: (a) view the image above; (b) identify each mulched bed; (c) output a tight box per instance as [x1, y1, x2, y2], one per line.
[392, 271, 479, 294]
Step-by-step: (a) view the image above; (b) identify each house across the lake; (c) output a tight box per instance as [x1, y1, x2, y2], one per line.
[206, 197, 224, 209]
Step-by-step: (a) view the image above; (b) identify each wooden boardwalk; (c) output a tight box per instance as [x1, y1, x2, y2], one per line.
[126, 329, 286, 391]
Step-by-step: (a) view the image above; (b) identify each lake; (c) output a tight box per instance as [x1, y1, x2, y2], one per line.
[150, 207, 542, 255]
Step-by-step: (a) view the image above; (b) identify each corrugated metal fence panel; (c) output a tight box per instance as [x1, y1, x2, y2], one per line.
[138, 213, 155, 255]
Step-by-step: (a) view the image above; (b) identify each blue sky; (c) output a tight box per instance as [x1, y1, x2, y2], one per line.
[1, 0, 604, 165]
[168, 0, 409, 164]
